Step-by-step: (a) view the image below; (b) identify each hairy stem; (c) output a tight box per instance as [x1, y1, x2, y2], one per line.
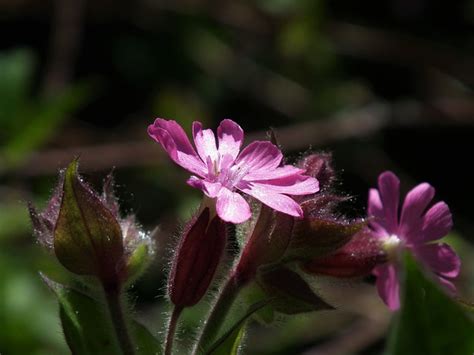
[165, 306, 183, 355]
[104, 284, 136, 355]
[192, 274, 243, 355]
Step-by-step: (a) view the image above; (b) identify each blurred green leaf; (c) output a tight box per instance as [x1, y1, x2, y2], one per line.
[0, 201, 30, 241]
[386, 253, 474, 355]
[3, 82, 91, 166]
[0, 49, 34, 126]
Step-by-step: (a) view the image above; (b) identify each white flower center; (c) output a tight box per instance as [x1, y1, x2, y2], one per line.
[382, 234, 402, 261]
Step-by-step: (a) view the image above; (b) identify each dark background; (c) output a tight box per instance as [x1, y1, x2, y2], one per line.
[1, 1, 474, 354]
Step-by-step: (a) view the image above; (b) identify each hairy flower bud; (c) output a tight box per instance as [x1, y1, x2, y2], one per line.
[168, 207, 227, 308]
[297, 153, 335, 190]
[29, 160, 154, 288]
[304, 229, 386, 278]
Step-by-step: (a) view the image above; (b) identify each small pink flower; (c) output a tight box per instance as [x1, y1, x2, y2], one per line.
[148, 118, 319, 223]
[368, 171, 461, 310]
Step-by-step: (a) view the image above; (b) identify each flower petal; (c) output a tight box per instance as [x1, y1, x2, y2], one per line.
[435, 276, 457, 296]
[413, 243, 460, 279]
[192, 121, 218, 164]
[245, 174, 319, 195]
[377, 171, 400, 234]
[187, 176, 222, 198]
[216, 188, 251, 223]
[399, 183, 435, 244]
[148, 118, 206, 176]
[234, 141, 282, 174]
[237, 182, 303, 218]
[419, 201, 453, 243]
[245, 165, 306, 181]
[368, 188, 388, 237]
[217, 119, 244, 163]
[373, 263, 400, 311]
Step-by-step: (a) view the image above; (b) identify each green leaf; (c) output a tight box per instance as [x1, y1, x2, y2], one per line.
[44, 276, 160, 355]
[240, 282, 275, 324]
[258, 266, 333, 315]
[54, 160, 124, 279]
[386, 253, 474, 355]
[205, 300, 269, 355]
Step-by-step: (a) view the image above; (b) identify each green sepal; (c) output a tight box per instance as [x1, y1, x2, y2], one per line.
[54, 160, 124, 281]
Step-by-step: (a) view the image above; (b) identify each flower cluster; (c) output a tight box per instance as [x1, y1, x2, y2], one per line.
[28, 117, 463, 355]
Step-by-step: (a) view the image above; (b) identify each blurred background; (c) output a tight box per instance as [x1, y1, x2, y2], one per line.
[1, 0, 474, 354]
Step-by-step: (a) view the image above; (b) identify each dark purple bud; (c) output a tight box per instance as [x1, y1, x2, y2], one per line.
[297, 153, 335, 190]
[168, 208, 227, 308]
[304, 229, 386, 278]
[285, 216, 366, 262]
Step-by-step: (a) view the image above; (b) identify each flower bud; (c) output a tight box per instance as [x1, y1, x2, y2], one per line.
[304, 229, 386, 278]
[29, 160, 154, 288]
[297, 153, 335, 190]
[168, 207, 227, 308]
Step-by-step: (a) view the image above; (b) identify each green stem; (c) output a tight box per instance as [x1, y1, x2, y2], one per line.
[104, 285, 136, 355]
[192, 274, 243, 355]
[165, 306, 183, 355]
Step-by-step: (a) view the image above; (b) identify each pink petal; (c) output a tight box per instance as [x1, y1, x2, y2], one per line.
[148, 118, 207, 176]
[216, 188, 251, 223]
[435, 276, 457, 296]
[217, 119, 244, 163]
[234, 141, 282, 174]
[419, 202, 453, 243]
[368, 188, 389, 237]
[377, 171, 400, 234]
[399, 183, 435, 244]
[373, 263, 400, 311]
[413, 243, 460, 279]
[187, 176, 222, 198]
[237, 182, 303, 218]
[245, 165, 306, 181]
[192, 121, 218, 163]
[245, 175, 319, 195]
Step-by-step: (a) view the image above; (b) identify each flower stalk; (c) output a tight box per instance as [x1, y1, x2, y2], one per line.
[103, 283, 136, 355]
[192, 273, 244, 355]
[164, 306, 183, 355]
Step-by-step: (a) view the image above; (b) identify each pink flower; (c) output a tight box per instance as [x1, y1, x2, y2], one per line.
[368, 171, 461, 310]
[148, 118, 319, 223]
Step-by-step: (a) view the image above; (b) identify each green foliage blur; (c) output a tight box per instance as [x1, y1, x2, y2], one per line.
[1, 0, 474, 354]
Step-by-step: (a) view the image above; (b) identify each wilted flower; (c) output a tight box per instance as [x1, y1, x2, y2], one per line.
[148, 118, 319, 223]
[368, 171, 461, 310]
[29, 160, 154, 289]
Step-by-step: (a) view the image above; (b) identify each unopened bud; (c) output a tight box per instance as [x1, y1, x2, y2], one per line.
[168, 207, 227, 308]
[304, 229, 386, 278]
[29, 160, 154, 289]
[297, 153, 335, 190]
